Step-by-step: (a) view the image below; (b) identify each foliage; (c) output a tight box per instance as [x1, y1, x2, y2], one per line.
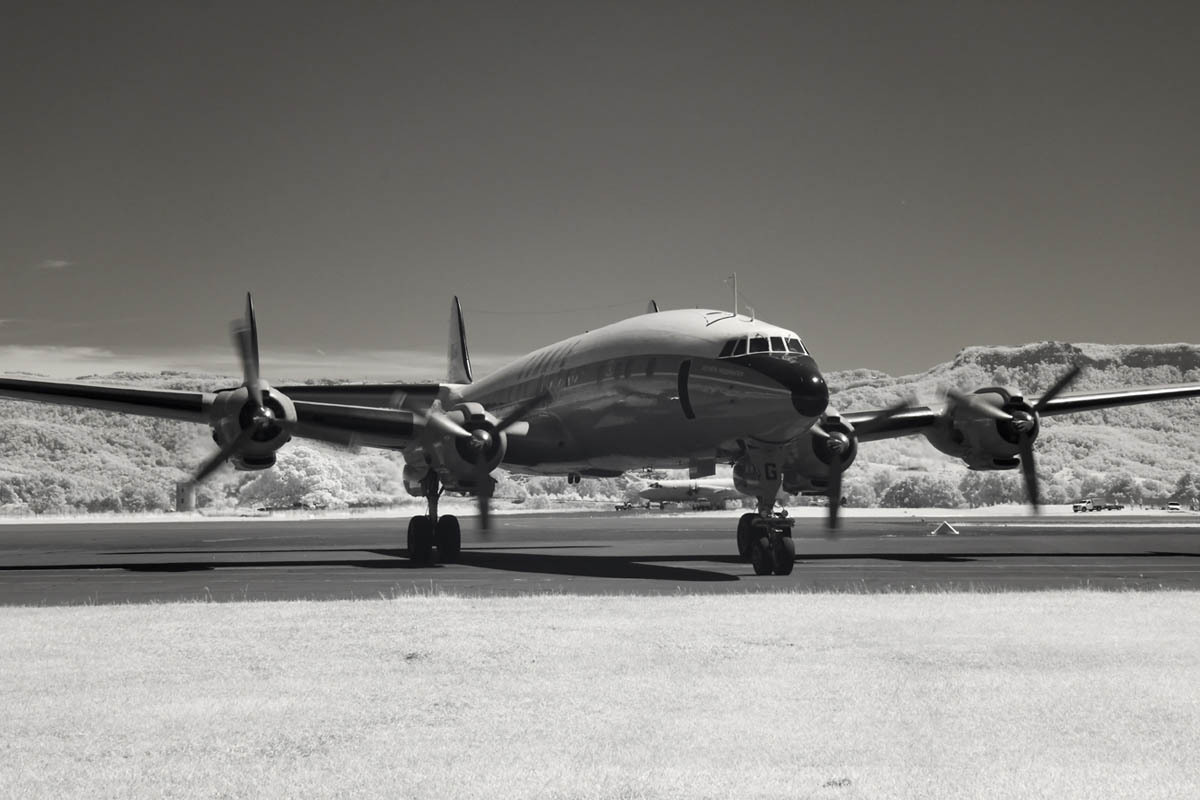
[1, 340, 1199, 514]
[879, 474, 965, 509]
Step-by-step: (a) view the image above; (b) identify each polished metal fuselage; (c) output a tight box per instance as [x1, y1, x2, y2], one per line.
[453, 309, 826, 474]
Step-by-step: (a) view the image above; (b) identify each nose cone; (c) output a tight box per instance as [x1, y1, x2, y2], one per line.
[740, 354, 829, 417]
[786, 357, 830, 417]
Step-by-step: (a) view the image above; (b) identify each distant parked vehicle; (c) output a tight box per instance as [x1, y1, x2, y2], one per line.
[1167, 502, 1182, 512]
[1073, 499, 1125, 512]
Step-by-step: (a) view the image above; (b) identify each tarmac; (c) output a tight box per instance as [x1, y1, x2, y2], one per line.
[2, 510, 1199, 604]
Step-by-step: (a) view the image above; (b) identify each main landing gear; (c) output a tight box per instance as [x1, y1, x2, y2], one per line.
[735, 505, 796, 576]
[407, 473, 461, 564]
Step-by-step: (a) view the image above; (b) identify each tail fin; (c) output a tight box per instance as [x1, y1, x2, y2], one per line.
[448, 296, 473, 383]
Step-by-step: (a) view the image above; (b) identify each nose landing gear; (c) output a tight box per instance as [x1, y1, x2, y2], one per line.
[736, 491, 796, 576]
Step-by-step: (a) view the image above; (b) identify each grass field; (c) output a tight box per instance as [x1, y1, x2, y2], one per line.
[2, 591, 1198, 798]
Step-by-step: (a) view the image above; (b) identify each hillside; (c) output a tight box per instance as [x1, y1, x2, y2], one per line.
[1, 342, 1198, 514]
[828, 342, 1200, 506]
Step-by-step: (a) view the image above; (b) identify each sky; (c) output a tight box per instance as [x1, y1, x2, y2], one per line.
[1, 1, 1197, 381]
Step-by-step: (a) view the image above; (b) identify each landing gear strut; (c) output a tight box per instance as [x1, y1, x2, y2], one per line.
[735, 490, 795, 576]
[407, 472, 461, 564]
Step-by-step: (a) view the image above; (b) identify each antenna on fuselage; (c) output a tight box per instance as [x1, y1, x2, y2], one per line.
[724, 272, 738, 316]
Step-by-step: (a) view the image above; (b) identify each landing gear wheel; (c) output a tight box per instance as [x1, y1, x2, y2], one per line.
[772, 535, 795, 576]
[736, 513, 757, 559]
[407, 515, 434, 564]
[435, 514, 461, 562]
[750, 536, 774, 576]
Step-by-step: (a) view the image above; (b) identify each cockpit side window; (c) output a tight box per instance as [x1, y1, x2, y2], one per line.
[731, 338, 748, 356]
[718, 339, 736, 358]
[787, 338, 808, 355]
[749, 336, 769, 354]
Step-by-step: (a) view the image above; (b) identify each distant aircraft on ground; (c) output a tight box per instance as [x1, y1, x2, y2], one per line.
[3, 293, 1200, 576]
[635, 477, 746, 509]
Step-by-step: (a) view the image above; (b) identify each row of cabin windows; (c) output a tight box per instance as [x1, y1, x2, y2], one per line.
[486, 357, 663, 406]
[717, 336, 808, 358]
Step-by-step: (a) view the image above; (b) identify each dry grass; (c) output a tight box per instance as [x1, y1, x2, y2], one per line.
[2, 592, 1199, 799]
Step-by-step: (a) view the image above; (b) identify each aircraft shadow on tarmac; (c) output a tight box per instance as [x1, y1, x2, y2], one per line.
[0, 548, 738, 582]
[1, 549, 1197, 580]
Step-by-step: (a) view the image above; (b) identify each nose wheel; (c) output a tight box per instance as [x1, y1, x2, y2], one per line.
[737, 510, 795, 576]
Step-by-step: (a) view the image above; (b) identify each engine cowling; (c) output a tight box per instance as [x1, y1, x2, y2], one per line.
[207, 384, 296, 470]
[731, 416, 859, 496]
[923, 386, 1036, 470]
[781, 415, 858, 494]
[417, 402, 509, 492]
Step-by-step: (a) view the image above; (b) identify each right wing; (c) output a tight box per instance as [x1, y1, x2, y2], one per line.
[842, 381, 1200, 443]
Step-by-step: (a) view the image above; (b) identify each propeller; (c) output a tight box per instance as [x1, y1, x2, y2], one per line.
[944, 365, 1081, 513]
[811, 399, 913, 535]
[186, 293, 289, 490]
[945, 388, 1013, 422]
[1013, 365, 1081, 513]
[466, 391, 552, 532]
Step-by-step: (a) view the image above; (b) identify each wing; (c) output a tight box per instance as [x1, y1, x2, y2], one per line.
[272, 383, 441, 411]
[841, 406, 940, 442]
[0, 376, 430, 451]
[842, 381, 1200, 443]
[1034, 383, 1200, 416]
[0, 376, 214, 422]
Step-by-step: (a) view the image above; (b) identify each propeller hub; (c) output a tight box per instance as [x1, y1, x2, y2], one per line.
[470, 429, 493, 450]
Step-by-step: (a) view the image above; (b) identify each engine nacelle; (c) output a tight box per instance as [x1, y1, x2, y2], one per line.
[781, 415, 858, 494]
[419, 402, 508, 492]
[923, 386, 1037, 470]
[207, 383, 297, 470]
[732, 416, 859, 496]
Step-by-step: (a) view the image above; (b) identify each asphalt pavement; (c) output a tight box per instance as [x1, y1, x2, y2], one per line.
[1, 512, 1198, 604]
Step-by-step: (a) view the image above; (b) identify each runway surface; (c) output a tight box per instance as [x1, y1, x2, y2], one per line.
[2, 511, 1200, 604]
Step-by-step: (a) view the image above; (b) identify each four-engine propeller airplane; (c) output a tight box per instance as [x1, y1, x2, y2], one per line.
[2, 294, 1199, 576]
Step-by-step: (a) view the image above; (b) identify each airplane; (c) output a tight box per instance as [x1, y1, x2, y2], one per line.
[636, 477, 745, 510]
[2, 293, 1200, 577]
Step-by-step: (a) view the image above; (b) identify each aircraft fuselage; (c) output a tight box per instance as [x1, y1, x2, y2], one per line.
[455, 309, 828, 474]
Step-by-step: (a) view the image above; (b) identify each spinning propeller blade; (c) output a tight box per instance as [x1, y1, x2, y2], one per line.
[813, 400, 912, 535]
[1018, 365, 1081, 513]
[189, 293, 290, 488]
[473, 391, 553, 532]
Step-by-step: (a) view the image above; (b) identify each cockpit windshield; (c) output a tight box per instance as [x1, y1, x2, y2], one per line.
[718, 334, 808, 358]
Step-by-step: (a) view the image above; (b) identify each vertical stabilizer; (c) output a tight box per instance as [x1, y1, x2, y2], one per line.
[448, 296, 473, 384]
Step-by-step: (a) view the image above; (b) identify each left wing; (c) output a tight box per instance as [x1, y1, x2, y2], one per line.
[0, 376, 427, 451]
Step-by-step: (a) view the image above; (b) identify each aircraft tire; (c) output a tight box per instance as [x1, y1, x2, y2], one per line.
[436, 514, 461, 562]
[407, 516, 435, 564]
[736, 513, 758, 559]
[772, 535, 795, 576]
[750, 535, 774, 576]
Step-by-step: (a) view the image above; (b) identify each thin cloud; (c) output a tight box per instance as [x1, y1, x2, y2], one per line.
[0, 345, 521, 382]
[35, 259, 73, 271]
